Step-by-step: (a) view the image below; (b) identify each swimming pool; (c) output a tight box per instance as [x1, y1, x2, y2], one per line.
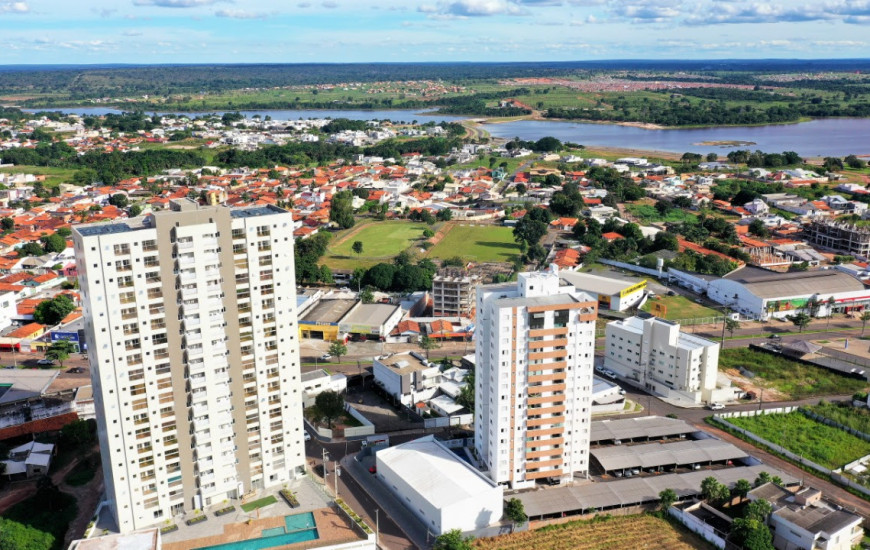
[195, 513, 319, 550]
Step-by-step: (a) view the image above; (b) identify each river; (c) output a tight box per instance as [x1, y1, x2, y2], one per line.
[24, 107, 870, 157]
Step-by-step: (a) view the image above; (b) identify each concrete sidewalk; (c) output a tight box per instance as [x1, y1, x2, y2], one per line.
[342, 453, 433, 550]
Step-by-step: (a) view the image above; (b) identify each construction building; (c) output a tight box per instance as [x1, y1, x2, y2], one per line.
[806, 219, 870, 257]
[73, 199, 306, 533]
[474, 267, 598, 489]
[432, 272, 479, 318]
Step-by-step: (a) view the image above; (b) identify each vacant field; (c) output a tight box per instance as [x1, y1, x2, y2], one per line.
[0, 165, 77, 187]
[718, 348, 868, 399]
[428, 224, 520, 263]
[625, 204, 697, 224]
[728, 411, 870, 469]
[325, 221, 430, 269]
[806, 401, 870, 435]
[473, 514, 711, 550]
[641, 295, 720, 321]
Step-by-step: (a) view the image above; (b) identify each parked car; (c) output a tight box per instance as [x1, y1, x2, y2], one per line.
[545, 477, 560, 486]
[707, 402, 725, 411]
[36, 359, 55, 366]
[319, 353, 332, 361]
[667, 290, 676, 296]
[369, 466, 377, 474]
[767, 333, 781, 339]
[67, 367, 84, 374]
[304, 432, 311, 442]
[603, 369, 618, 379]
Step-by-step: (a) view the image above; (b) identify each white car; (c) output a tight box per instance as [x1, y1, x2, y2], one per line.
[707, 402, 725, 411]
[36, 359, 55, 366]
[319, 353, 332, 361]
[304, 432, 311, 442]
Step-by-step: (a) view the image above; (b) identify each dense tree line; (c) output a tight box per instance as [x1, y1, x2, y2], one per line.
[545, 100, 804, 126]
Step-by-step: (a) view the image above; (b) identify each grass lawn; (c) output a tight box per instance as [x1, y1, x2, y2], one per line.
[4, 488, 77, 550]
[625, 203, 697, 224]
[241, 495, 278, 513]
[473, 514, 712, 550]
[641, 295, 720, 321]
[806, 401, 870, 435]
[324, 221, 430, 270]
[718, 348, 869, 399]
[428, 224, 520, 263]
[0, 165, 78, 187]
[728, 412, 870, 469]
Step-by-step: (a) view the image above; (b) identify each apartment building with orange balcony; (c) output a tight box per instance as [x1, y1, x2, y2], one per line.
[474, 268, 598, 489]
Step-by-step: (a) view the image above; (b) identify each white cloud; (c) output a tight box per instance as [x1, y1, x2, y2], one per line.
[133, 0, 224, 7]
[215, 9, 269, 19]
[419, 0, 527, 17]
[0, 2, 29, 13]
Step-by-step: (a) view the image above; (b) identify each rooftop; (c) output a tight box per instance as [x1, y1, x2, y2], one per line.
[590, 416, 697, 444]
[376, 435, 499, 509]
[561, 271, 645, 296]
[69, 530, 159, 550]
[0, 369, 59, 405]
[515, 465, 796, 517]
[377, 352, 431, 374]
[300, 298, 358, 325]
[722, 266, 866, 298]
[591, 439, 747, 471]
[340, 303, 401, 328]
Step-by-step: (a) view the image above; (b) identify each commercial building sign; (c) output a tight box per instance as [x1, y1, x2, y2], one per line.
[619, 280, 647, 298]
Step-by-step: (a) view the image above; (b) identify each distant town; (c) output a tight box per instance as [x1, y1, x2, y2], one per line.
[1, 81, 870, 550]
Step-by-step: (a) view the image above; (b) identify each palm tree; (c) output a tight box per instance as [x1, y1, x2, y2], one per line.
[861, 311, 870, 336]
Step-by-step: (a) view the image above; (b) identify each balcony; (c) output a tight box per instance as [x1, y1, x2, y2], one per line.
[177, 240, 195, 250]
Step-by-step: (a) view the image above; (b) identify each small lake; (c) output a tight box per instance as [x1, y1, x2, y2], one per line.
[23, 107, 464, 124]
[481, 117, 870, 157]
[24, 106, 870, 157]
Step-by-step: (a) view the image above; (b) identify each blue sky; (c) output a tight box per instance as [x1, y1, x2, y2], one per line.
[1, 0, 869, 64]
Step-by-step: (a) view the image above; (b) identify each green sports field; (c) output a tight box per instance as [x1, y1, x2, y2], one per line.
[428, 224, 520, 263]
[325, 221, 430, 269]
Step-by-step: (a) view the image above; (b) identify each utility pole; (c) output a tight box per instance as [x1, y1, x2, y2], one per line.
[375, 509, 379, 546]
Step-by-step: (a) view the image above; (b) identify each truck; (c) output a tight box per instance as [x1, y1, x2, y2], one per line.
[361, 434, 390, 448]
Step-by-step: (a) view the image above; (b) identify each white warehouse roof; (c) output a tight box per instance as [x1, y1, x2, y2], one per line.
[376, 435, 499, 509]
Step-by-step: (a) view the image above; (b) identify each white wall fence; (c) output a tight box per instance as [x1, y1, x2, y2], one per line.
[423, 413, 473, 429]
[597, 259, 664, 278]
[712, 407, 870, 500]
[668, 505, 727, 550]
[344, 403, 376, 439]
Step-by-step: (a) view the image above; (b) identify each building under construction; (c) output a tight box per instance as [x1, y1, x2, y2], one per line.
[432, 272, 479, 318]
[807, 219, 870, 257]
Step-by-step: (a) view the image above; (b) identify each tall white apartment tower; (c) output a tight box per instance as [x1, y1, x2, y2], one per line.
[73, 199, 306, 532]
[474, 268, 598, 489]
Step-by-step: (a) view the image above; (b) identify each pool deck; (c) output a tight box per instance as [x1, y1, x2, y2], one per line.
[159, 477, 364, 550]
[163, 508, 361, 550]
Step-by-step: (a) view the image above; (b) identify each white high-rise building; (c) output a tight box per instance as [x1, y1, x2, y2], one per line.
[73, 199, 306, 532]
[604, 314, 723, 404]
[474, 268, 598, 489]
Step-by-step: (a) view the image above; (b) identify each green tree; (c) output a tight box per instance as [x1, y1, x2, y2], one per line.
[129, 204, 143, 217]
[45, 340, 76, 368]
[725, 318, 741, 338]
[860, 311, 870, 336]
[108, 193, 129, 208]
[59, 418, 94, 448]
[504, 498, 527, 525]
[845, 154, 866, 169]
[72, 167, 99, 186]
[328, 341, 347, 363]
[418, 334, 440, 359]
[362, 263, 396, 291]
[787, 312, 811, 332]
[658, 488, 678, 513]
[533, 136, 562, 152]
[754, 471, 772, 487]
[701, 476, 729, 504]
[360, 288, 374, 304]
[55, 227, 71, 238]
[423, 228, 435, 239]
[329, 190, 356, 229]
[314, 390, 345, 429]
[744, 499, 773, 522]
[33, 294, 75, 326]
[433, 529, 474, 550]
[437, 209, 453, 221]
[0, 217, 13, 231]
[748, 219, 769, 237]
[731, 518, 774, 550]
[40, 233, 66, 254]
[0, 517, 54, 550]
[734, 479, 753, 502]
[352, 241, 364, 256]
[17, 242, 45, 257]
[456, 370, 474, 413]
[318, 265, 334, 284]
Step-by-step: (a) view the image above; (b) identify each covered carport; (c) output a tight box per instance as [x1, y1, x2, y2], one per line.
[590, 416, 698, 446]
[591, 439, 748, 477]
